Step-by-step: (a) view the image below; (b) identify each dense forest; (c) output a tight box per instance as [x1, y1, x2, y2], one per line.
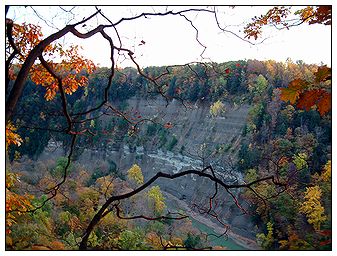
[5, 5, 331, 251]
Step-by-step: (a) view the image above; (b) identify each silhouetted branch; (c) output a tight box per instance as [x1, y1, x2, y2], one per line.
[79, 164, 286, 249]
[24, 134, 77, 213]
[213, 6, 268, 45]
[178, 13, 207, 58]
[109, 201, 189, 221]
[112, 8, 215, 27]
[30, 6, 60, 30]
[39, 55, 72, 132]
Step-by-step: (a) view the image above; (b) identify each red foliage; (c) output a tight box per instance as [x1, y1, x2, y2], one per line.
[280, 66, 331, 116]
[164, 122, 173, 129]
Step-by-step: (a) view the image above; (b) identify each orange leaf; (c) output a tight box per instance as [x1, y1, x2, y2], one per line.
[316, 91, 331, 116]
[296, 89, 322, 111]
[280, 78, 308, 104]
[51, 240, 65, 250]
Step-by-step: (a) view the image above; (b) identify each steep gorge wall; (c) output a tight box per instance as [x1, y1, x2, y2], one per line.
[126, 97, 249, 154]
[43, 96, 256, 241]
[80, 97, 256, 239]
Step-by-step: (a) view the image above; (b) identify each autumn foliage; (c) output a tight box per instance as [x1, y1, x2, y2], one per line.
[295, 6, 331, 25]
[6, 122, 23, 150]
[244, 7, 291, 40]
[7, 20, 96, 101]
[280, 66, 331, 116]
[299, 186, 327, 230]
[244, 6, 331, 40]
[6, 172, 34, 235]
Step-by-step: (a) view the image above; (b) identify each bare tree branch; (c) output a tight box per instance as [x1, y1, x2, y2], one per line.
[79, 165, 285, 249]
[108, 201, 189, 221]
[112, 8, 215, 27]
[38, 55, 72, 132]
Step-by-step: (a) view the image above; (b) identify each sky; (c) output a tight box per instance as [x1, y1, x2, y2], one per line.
[6, 5, 332, 68]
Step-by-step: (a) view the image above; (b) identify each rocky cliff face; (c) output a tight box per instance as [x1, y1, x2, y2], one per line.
[126, 97, 249, 154]
[43, 96, 257, 241]
[93, 98, 255, 237]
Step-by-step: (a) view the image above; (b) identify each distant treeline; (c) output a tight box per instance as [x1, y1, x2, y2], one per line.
[8, 59, 323, 160]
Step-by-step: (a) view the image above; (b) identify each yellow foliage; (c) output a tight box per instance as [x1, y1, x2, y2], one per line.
[299, 185, 327, 230]
[256, 183, 275, 206]
[170, 237, 183, 247]
[244, 169, 258, 183]
[146, 233, 183, 250]
[99, 211, 127, 229]
[293, 152, 308, 170]
[265, 222, 274, 241]
[147, 186, 166, 214]
[146, 232, 163, 249]
[321, 160, 331, 182]
[256, 221, 274, 249]
[6, 123, 23, 150]
[77, 187, 100, 212]
[96, 175, 114, 196]
[279, 239, 288, 249]
[127, 164, 144, 185]
[210, 100, 225, 117]
[296, 6, 314, 21]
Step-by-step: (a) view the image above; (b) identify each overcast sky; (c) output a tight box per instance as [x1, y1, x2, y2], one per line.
[7, 5, 332, 68]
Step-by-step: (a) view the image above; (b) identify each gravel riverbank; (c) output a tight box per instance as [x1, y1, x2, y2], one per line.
[163, 191, 260, 250]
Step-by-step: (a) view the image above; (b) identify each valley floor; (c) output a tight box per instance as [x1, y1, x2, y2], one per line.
[163, 192, 260, 250]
